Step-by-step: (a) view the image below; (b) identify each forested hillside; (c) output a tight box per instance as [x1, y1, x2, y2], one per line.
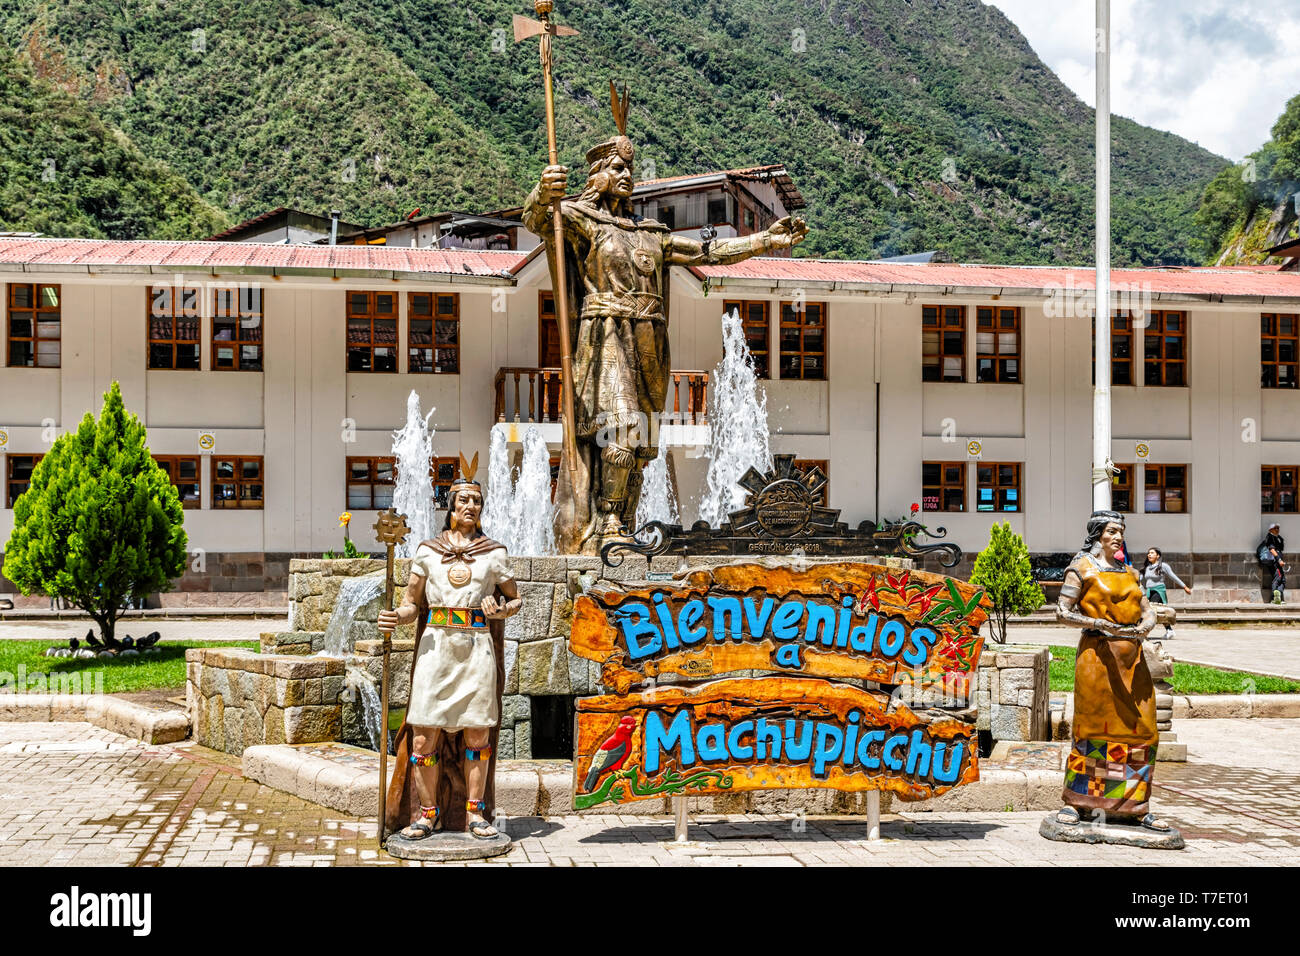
[1198, 94, 1300, 265]
[0, 0, 1228, 264]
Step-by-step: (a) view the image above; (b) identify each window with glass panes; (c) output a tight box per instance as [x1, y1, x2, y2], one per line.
[1111, 464, 1134, 513]
[922, 462, 965, 512]
[432, 457, 460, 510]
[922, 305, 965, 382]
[1143, 311, 1186, 387]
[724, 300, 770, 379]
[975, 306, 1021, 383]
[346, 457, 396, 510]
[409, 293, 459, 374]
[212, 457, 264, 509]
[148, 286, 201, 369]
[7, 283, 61, 368]
[1143, 464, 1187, 513]
[1092, 313, 1135, 385]
[793, 459, 829, 505]
[6, 454, 42, 507]
[1262, 466, 1298, 514]
[153, 456, 201, 509]
[976, 462, 1021, 512]
[1261, 313, 1299, 389]
[346, 291, 398, 372]
[779, 302, 827, 380]
[212, 287, 263, 371]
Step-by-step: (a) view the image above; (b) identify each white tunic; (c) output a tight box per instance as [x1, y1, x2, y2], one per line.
[405, 542, 514, 730]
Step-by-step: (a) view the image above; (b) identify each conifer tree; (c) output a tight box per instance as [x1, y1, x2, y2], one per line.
[969, 522, 1045, 644]
[4, 382, 188, 642]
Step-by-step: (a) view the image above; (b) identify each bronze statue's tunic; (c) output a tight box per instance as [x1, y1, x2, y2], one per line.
[1061, 553, 1159, 818]
[523, 187, 787, 553]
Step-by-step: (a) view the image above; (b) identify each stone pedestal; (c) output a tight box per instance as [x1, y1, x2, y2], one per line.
[385, 830, 511, 861]
[1039, 811, 1185, 850]
[1145, 640, 1186, 762]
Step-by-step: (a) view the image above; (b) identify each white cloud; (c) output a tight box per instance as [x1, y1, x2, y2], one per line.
[990, 0, 1300, 159]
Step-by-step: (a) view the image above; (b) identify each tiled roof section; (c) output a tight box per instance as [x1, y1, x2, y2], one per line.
[635, 164, 787, 188]
[0, 237, 525, 277]
[206, 207, 289, 241]
[692, 258, 1300, 299]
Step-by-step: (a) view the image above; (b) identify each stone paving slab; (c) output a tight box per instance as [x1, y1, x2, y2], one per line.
[0, 719, 1296, 866]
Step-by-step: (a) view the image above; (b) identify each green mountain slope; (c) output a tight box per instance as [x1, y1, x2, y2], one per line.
[0, 38, 228, 239]
[1, 0, 1228, 264]
[1198, 94, 1300, 265]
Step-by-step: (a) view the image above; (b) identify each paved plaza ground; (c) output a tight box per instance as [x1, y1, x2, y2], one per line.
[0, 716, 1294, 866]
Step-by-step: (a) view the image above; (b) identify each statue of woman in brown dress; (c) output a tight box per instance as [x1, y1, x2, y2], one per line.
[1051, 510, 1177, 837]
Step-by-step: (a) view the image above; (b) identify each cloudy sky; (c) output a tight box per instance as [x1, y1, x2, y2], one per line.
[990, 0, 1300, 160]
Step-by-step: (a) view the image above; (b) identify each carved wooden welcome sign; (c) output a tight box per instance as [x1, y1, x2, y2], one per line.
[570, 562, 991, 809]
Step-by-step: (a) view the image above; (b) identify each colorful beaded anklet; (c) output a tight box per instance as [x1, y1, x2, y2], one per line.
[466, 799, 487, 815]
[420, 804, 440, 822]
[410, 752, 438, 767]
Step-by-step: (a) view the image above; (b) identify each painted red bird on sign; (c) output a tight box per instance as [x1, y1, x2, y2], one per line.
[582, 716, 637, 792]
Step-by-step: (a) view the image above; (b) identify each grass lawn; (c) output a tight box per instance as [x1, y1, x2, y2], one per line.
[1047, 645, 1300, 695]
[0, 640, 259, 695]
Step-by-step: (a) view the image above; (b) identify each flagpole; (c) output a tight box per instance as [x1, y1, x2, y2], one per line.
[1093, 0, 1112, 511]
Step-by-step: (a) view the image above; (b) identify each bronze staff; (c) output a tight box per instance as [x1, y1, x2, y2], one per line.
[514, 0, 580, 483]
[372, 508, 411, 847]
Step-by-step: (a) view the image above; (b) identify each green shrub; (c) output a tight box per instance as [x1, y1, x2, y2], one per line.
[969, 522, 1044, 644]
[3, 382, 188, 642]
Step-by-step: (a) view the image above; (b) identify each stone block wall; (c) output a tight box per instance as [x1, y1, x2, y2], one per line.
[973, 647, 1051, 743]
[186, 648, 344, 755]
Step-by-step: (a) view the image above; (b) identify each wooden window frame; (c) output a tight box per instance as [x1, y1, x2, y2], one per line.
[1262, 313, 1299, 389]
[346, 290, 398, 373]
[346, 456, 397, 511]
[212, 456, 264, 510]
[1143, 464, 1188, 514]
[153, 455, 202, 509]
[724, 300, 771, 379]
[6, 453, 43, 508]
[7, 283, 61, 368]
[1111, 463, 1134, 513]
[922, 461, 966, 513]
[922, 305, 966, 383]
[1092, 312, 1135, 386]
[1143, 310, 1187, 387]
[779, 302, 828, 381]
[975, 305, 1021, 383]
[976, 461, 1022, 513]
[148, 286, 202, 370]
[793, 459, 829, 506]
[211, 287, 264, 372]
[408, 292, 460, 374]
[1262, 465, 1298, 514]
[431, 456, 460, 511]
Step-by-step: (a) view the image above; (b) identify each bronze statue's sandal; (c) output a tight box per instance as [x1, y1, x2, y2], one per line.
[466, 799, 497, 839]
[400, 805, 440, 840]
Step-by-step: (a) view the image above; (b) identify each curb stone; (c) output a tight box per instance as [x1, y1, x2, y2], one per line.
[0, 693, 189, 743]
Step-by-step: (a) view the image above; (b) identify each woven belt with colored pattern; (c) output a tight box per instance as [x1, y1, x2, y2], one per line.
[427, 606, 488, 629]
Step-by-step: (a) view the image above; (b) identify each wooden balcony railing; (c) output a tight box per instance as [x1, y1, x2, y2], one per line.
[494, 367, 709, 427]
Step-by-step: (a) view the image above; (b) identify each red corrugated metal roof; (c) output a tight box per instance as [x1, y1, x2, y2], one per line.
[692, 258, 1300, 298]
[4, 237, 1300, 298]
[0, 237, 522, 276]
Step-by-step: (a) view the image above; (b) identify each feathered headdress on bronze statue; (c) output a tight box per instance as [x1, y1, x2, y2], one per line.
[585, 81, 634, 170]
[442, 452, 483, 530]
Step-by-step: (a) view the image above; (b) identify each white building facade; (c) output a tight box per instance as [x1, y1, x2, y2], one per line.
[2, 236, 1298, 602]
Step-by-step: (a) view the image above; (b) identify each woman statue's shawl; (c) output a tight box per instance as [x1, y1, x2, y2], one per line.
[384, 532, 508, 834]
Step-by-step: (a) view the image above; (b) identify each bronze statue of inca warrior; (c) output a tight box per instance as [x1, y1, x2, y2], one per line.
[524, 83, 809, 553]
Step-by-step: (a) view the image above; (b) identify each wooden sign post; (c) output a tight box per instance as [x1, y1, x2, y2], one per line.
[570, 562, 991, 837]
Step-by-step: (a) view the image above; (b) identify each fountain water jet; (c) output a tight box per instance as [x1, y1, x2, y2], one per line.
[482, 426, 555, 555]
[391, 390, 437, 558]
[699, 308, 772, 526]
[636, 443, 679, 527]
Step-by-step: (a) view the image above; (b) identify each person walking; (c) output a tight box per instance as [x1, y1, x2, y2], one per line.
[1258, 523, 1288, 604]
[1140, 547, 1191, 638]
